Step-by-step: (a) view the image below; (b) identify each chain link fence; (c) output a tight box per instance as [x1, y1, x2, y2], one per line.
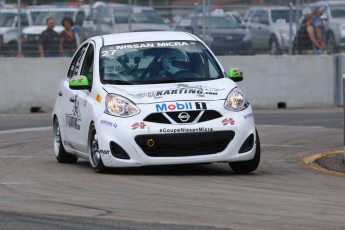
[0, 0, 341, 57]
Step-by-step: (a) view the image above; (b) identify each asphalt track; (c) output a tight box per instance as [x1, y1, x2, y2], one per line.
[0, 108, 344, 230]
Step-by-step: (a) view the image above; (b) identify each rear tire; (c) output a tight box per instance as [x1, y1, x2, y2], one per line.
[229, 129, 261, 174]
[89, 124, 107, 173]
[53, 118, 78, 163]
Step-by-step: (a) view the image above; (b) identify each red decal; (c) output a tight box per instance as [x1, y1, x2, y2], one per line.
[132, 122, 146, 130]
[222, 118, 235, 126]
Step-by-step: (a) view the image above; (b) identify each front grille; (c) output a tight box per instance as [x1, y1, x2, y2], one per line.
[144, 110, 222, 124]
[135, 131, 235, 157]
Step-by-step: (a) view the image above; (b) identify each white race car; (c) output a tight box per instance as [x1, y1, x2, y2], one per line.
[52, 31, 260, 173]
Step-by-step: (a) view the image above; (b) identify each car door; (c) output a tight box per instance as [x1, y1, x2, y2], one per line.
[68, 42, 95, 153]
[59, 42, 91, 153]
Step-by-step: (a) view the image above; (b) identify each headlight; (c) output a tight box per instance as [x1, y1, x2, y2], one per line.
[105, 94, 140, 117]
[224, 87, 248, 111]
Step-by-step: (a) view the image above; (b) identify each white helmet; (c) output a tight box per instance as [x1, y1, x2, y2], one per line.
[162, 49, 189, 75]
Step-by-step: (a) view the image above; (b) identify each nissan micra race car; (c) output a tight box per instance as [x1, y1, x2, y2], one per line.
[52, 31, 260, 173]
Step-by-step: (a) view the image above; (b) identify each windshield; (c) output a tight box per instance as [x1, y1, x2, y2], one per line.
[100, 41, 223, 85]
[33, 11, 74, 25]
[0, 12, 16, 27]
[197, 16, 238, 29]
[271, 9, 302, 23]
[330, 5, 345, 18]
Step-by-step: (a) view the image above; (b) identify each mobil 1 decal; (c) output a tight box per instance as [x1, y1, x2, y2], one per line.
[156, 102, 207, 112]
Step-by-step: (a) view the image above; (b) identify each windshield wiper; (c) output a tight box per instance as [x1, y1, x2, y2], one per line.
[102, 79, 133, 85]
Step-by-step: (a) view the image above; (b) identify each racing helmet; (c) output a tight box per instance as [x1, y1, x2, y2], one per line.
[162, 49, 189, 75]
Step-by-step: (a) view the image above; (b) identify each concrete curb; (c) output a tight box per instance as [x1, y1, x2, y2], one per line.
[299, 149, 345, 178]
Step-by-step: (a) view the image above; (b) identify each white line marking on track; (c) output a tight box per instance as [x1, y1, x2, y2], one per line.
[0, 156, 49, 158]
[0, 182, 37, 185]
[0, 126, 51, 134]
[262, 144, 303, 148]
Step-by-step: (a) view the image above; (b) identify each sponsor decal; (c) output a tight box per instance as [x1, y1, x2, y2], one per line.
[222, 118, 235, 126]
[96, 94, 102, 103]
[243, 113, 254, 119]
[100, 120, 117, 128]
[155, 102, 207, 112]
[65, 95, 81, 130]
[160, 127, 213, 133]
[101, 41, 190, 57]
[70, 75, 84, 83]
[98, 149, 110, 154]
[132, 122, 146, 130]
[130, 84, 224, 99]
[99, 150, 110, 155]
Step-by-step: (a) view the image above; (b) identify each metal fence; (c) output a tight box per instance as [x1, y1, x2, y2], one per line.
[0, 0, 341, 57]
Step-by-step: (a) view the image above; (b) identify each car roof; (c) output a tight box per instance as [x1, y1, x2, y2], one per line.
[96, 31, 198, 46]
[311, 1, 345, 6]
[0, 8, 26, 13]
[26, 6, 81, 12]
[247, 6, 296, 10]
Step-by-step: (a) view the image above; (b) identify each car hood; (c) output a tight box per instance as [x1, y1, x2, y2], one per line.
[102, 78, 236, 104]
[0, 27, 15, 35]
[331, 18, 345, 24]
[22, 25, 64, 35]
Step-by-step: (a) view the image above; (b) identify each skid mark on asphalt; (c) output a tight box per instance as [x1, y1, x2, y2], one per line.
[299, 150, 345, 178]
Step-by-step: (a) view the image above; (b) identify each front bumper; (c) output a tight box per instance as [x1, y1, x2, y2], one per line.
[94, 103, 257, 168]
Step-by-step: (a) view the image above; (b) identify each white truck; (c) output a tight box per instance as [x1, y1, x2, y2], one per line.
[0, 7, 33, 56]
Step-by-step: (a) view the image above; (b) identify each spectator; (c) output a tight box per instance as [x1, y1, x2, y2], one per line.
[38, 17, 59, 57]
[294, 15, 325, 55]
[313, 7, 327, 52]
[59, 17, 78, 57]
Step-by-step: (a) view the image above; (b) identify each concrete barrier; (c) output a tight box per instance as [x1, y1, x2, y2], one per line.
[0, 55, 341, 113]
[218, 55, 337, 109]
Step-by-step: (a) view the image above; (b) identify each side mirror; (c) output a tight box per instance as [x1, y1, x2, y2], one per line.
[228, 68, 243, 82]
[69, 75, 91, 90]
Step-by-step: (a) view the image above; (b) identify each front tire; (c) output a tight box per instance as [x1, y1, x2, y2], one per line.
[89, 124, 107, 173]
[229, 129, 261, 174]
[53, 118, 78, 163]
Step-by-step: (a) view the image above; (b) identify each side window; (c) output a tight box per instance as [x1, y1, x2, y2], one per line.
[20, 14, 29, 27]
[250, 10, 262, 23]
[67, 43, 89, 79]
[243, 9, 255, 22]
[80, 44, 94, 83]
[259, 11, 269, 24]
[75, 11, 85, 26]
